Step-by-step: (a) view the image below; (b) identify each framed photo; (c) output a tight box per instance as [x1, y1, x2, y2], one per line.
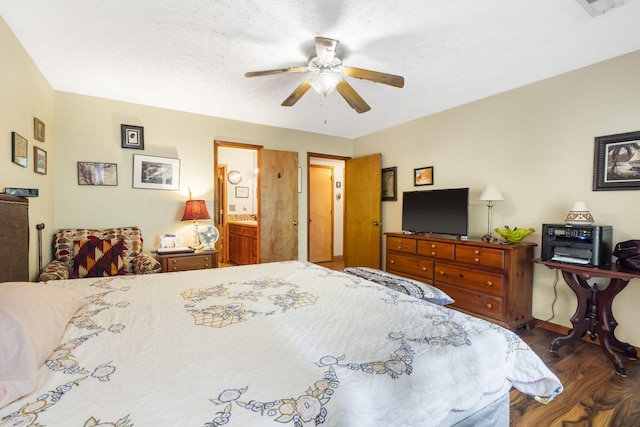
[11, 132, 28, 167]
[133, 154, 180, 190]
[414, 166, 434, 186]
[382, 166, 397, 201]
[34, 146, 47, 175]
[593, 130, 640, 191]
[77, 162, 118, 186]
[121, 124, 144, 149]
[34, 117, 45, 142]
[235, 186, 249, 198]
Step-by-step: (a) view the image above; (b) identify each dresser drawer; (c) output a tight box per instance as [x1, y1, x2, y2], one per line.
[387, 236, 417, 254]
[386, 253, 433, 281]
[434, 263, 503, 296]
[417, 240, 454, 260]
[436, 283, 503, 321]
[455, 245, 504, 269]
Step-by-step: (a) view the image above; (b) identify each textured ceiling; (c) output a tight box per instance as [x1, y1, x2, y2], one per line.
[2, 0, 640, 139]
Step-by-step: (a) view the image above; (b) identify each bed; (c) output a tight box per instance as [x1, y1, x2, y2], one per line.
[1, 260, 562, 426]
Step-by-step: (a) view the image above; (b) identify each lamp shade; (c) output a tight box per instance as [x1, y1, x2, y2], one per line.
[479, 185, 504, 201]
[181, 200, 211, 221]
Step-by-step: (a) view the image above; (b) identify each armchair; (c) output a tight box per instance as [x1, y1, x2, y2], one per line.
[39, 226, 162, 281]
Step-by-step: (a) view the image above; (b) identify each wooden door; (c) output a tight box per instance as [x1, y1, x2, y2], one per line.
[260, 149, 298, 262]
[309, 165, 333, 262]
[215, 164, 227, 262]
[344, 153, 382, 268]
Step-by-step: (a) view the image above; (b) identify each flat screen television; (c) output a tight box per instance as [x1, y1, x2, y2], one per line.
[401, 187, 469, 237]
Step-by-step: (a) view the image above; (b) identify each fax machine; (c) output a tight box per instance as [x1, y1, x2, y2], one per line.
[541, 224, 612, 266]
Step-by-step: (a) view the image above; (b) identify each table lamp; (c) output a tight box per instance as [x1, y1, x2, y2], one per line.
[479, 185, 504, 242]
[181, 199, 211, 249]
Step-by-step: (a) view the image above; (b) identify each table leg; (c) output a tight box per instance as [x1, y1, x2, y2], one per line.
[550, 271, 592, 352]
[596, 278, 635, 376]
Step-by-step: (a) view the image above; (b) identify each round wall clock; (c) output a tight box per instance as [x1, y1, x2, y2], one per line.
[227, 170, 242, 184]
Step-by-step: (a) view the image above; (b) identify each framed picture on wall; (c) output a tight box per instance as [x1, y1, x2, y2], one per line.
[34, 117, 45, 142]
[121, 124, 145, 149]
[593, 130, 640, 191]
[34, 146, 47, 175]
[382, 166, 397, 201]
[11, 132, 28, 168]
[414, 166, 434, 186]
[235, 186, 249, 198]
[77, 161, 118, 186]
[133, 154, 180, 190]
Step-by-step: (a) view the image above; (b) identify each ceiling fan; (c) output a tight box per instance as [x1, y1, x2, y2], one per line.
[244, 37, 404, 113]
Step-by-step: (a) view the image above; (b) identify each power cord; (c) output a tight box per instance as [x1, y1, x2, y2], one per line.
[535, 269, 559, 329]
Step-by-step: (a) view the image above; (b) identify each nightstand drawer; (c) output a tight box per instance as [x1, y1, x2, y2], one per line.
[159, 251, 218, 272]
[436, 283, 503, 321]
[434, 263, 503, 296]
[455, 246, 504, 269]
[386, 253, 433, 281]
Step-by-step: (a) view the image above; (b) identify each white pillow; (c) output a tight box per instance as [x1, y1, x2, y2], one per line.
[0, 282, 87, 409]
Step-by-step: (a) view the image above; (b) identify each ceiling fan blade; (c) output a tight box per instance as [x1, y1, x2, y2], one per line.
[281, 81, 312, 107]
[314, 36, 338, 63]
[341, 66, 404, 88]
[245, 66, 308, 78]
[335, 79, 371, 113]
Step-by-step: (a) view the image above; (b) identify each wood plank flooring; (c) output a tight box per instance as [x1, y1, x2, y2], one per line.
[511, 326, 640, 426]
[316, 260, 640, 426]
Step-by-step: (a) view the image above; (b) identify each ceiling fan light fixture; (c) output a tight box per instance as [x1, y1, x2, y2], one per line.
[307, 69, 342, 97]
[576, 0, 624, 16]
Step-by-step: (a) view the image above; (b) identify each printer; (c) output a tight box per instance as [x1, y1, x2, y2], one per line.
[541, 224, 612, 266]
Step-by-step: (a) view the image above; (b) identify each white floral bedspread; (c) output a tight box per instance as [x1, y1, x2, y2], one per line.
[1, 261, 562, 427]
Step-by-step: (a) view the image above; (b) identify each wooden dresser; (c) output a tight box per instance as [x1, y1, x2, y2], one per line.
[385, 232, 536, 330]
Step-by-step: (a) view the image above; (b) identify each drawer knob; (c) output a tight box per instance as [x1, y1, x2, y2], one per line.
[422, 266, 427, 271]
[431, 244, 436, 248]
[439, 271, 445, 276]
[486, 281, 493, 286]
[390, 260, 395, 264]
[172, 260, 177, 264]
[398, 246, 403, 250]
[474, 250, 480, 255]
[431, 251, 436, 256]
[204, 257, 209, 261]
[474, 258, 480, 263]
[486, 303, 493, 309]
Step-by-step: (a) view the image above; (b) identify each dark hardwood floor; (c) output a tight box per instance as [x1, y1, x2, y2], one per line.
[511, 326, 640, 426]
[315, 260, 640, 426]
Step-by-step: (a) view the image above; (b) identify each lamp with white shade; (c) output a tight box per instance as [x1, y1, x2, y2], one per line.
[479, 185, 504, 242]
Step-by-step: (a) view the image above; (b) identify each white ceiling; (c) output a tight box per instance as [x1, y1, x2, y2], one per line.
[2, 0, 640, 139]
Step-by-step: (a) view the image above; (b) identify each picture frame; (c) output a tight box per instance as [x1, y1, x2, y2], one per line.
[11, 132, 28, 168]
[414, 166, 434, 186]
[34, 146, 47, 175]
[34, 117, 45, 142]
[235, 186, 249, 198]
[121, 124, 145, 149]
[593, 130, 640, 191]
[382, 166, 397, 201]
[133, 154, 180, 190]
[77, 162, 118, 186]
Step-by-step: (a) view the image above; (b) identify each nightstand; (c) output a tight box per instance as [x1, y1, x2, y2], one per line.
[158, 250, 218, 272]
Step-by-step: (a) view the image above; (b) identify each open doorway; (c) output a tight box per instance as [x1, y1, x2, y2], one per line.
[308, 153, 347, 266]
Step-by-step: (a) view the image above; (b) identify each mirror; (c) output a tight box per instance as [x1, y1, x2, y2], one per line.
[227, 170, 242, 184]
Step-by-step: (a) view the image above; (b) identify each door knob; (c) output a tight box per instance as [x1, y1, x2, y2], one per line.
[292, 221, 298, 226]
[373, 221, 381, 226]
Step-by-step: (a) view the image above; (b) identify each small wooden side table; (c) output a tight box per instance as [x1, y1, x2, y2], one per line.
[158, 250, 218, 273]
[534, 258, 640, 376]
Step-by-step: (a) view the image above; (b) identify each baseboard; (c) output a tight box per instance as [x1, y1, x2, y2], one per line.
[533, 319, 640, 354]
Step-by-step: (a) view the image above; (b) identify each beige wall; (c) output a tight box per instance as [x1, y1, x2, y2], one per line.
[0, 17, 55, 280]
[354, 50, 640, 346]
[53, 92, 352, 258]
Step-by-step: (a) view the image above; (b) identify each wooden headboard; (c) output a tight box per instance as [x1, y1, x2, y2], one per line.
[0, 194, 29, 282]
